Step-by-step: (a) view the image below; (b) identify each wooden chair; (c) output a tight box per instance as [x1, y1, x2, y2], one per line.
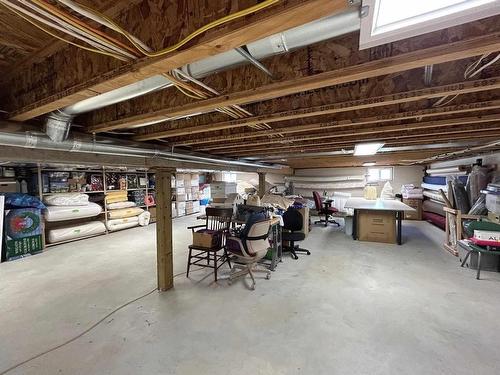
[187, 207, 233, 282]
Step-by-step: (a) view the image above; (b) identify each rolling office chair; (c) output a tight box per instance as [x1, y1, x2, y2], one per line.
[313, 191, 340, 227]
[282, 207, 310, 260]
[225, 213, 272, 290]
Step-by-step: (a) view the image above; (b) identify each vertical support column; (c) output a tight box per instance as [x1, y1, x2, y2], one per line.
[258, 172, 266, 198]
[155, 168, 174, 291]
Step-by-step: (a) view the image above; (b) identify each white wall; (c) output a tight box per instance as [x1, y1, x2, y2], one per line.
[293, 166, 424, 198]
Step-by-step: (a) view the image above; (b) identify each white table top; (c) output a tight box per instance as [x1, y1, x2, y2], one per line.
[344, 198, 415, 212]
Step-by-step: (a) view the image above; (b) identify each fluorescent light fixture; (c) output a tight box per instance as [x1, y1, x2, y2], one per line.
[363, 162, 376, 167]
[354, 142, 384, 156]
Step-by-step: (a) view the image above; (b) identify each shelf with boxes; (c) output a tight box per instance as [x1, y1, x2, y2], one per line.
[35, 166, 157, 247]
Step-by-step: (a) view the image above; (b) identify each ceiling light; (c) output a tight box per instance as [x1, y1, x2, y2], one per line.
[363, 162, 376, 167]
[354, 142, 385, 156]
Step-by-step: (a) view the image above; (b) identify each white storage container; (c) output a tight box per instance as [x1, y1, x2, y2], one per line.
[486, 193, 500, 214]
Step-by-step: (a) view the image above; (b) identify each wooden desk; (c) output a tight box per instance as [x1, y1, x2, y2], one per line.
[345, 198, 415, 245]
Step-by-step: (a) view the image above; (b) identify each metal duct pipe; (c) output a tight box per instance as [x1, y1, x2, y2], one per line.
[0, 129, 281, 170]
[45, 8, 361, 140]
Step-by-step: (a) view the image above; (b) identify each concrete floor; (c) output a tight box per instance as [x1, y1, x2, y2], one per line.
[1, 216, 500, 375]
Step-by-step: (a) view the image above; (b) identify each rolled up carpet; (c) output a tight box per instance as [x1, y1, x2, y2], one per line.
[47, 221, 106, 243]
[105, 191, 128, 204]
[108, 207, 144, 219]
[423, 190, 446, 203]
[422, 211, 446, 230]
[107, 201, 136, 210]
[106, 216, 139, 231]
[43, 193, 89, 206]
[423, 200, 445, 216]
[44, 202, 102, 222]
[421, 182, 448, 192]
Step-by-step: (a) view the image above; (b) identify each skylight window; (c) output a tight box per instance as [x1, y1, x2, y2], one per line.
[359, 0, 500, 49]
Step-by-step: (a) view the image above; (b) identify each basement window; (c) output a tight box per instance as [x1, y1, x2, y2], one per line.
[359, 0, 500, 49]
[367, 167, 393, 182]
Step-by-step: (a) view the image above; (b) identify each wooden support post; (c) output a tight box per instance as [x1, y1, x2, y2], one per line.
[155, 168, 175, 291]
[258, 172, 266, 198]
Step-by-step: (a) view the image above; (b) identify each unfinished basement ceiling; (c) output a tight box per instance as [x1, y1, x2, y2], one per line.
[0, 0, 499, 169]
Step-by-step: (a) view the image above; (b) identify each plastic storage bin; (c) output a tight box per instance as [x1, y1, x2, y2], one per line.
[486, 193, 500, 214]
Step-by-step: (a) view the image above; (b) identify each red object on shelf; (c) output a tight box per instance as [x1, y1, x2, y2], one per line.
[469, 237, 500, 248]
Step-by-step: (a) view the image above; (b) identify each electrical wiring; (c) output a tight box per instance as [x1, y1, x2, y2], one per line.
[57, 0, 281, 58]
[58, 0, 153, 53]
[29, 0, 140, 58]
[0, 0, 127, 60]
[433, 52, 500, 107]
[16, 0, 136, 59]
[0, 268, 208, 375]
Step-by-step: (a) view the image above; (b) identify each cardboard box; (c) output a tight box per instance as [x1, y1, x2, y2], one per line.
[2, 208, 44, 261]
[0, 180, 17, 193]
[149, 207, 157, 222]
[402, 198, 422, 220]
[176, 193, 187, 202]
[357, 210, 396, 244]
[193, 201, 200, 213]
[210, 181, 237, 198]
[192, 230, 219, 248]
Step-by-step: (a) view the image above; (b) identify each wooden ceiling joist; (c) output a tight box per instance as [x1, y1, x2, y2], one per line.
[170, 100, 500, 147]
[133, 77, 500, 140]
[4, 0, 349, 121]
[222, 126, 500, 157]
[94, 31, 500, 135]
[195, 114, 500, 151]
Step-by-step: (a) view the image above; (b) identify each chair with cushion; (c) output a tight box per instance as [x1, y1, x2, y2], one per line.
[313, 191, 340, 227]
[282, 207, 310, 260]
[187, 207, 233, 282]
[226, 212, 271, 290]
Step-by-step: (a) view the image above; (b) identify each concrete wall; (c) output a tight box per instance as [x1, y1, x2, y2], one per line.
[292, 166, 424, 198]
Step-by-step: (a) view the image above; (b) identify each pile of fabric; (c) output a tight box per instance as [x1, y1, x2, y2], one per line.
[105, 191, 150, 232]
[43, 193, 106, 243]
[401, 184, 423, 199]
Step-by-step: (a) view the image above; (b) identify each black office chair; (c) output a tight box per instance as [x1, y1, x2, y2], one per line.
[282, 207, 310, 260]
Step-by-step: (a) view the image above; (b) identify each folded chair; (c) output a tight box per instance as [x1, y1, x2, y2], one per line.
[226, 213, 271, 290]
[187, 207, 233, 282]
[313, 191, 340, 227]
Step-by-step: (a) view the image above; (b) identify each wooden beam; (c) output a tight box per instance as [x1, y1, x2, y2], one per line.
[223, 126, 500, 156]
[133, 77, 500, 140]
[258, 172, 266, 197]
[197, 114, 500, 151]
[155, 168, 174, 291]
[94, 32, 500, 134]
[171, 100, 500, 147]
[0, 0, 144, 85]
[6, 0, 350, 121]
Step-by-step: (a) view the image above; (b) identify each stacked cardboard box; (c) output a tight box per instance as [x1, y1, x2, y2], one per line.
[176, 201, 186, 216]
[210, 181, 237, 198]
